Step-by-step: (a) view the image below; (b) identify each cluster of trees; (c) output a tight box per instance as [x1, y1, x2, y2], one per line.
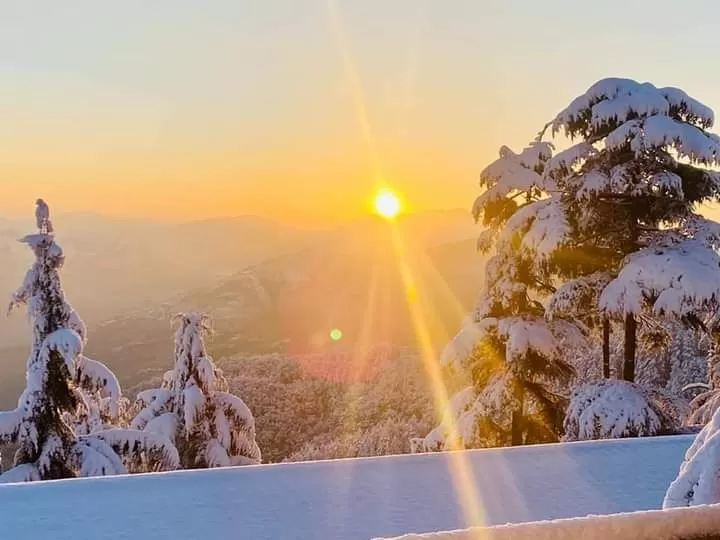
[0, 203, 260, 481]
[416, 78, 720, 460]
[192, 348, 434, 463]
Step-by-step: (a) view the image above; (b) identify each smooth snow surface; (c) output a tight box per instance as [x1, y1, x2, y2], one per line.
[375, 503, 720, 540]
[0, 436, 692, 540]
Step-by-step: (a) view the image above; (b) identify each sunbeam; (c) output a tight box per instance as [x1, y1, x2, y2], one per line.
[325, 0, 488, 529]
[390, 224, 488, 529]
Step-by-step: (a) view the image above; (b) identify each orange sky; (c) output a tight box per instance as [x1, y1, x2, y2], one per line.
[2, 2, 720, 224]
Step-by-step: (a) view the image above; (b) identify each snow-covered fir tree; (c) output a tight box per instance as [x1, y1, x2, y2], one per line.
[446, 78, 720, 446]
[131, 313, 261, 468]
[544, 78, 720, 383]
[0, 201, 178, 481]
[435, 142, 586, 447]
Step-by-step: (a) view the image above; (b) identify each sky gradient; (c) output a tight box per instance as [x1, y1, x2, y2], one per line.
[1, 1, 720, 224]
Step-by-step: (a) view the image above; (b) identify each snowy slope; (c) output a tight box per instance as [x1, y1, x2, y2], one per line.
[0, 436, 692, 540]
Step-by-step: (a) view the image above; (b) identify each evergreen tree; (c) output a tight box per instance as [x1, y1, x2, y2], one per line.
[461, 143, 584, 446]
[543, 78, 720, 382]
[131, 313, 261, 468]
[0, 201, 178, 481]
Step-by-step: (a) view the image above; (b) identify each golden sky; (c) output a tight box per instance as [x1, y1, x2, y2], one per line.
[2, 1, 720, 224]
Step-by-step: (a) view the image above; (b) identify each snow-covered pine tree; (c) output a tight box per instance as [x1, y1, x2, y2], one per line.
[0, 201, 178, 481]
[131, 313, 261, 468]
[544, 78, 720, 382]
[461, 142, 585, 446]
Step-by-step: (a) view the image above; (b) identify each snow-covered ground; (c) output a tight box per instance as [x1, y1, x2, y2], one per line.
[0, 435, 693, 540]
[376, 503, 720, 540]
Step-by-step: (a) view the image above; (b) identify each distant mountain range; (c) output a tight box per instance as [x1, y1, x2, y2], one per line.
[0, 213, 314, 347]
[0, 209, 485, 406]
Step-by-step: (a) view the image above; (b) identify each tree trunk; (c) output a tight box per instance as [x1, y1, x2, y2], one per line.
[602, 316, 610, 379]
[623, 313, 637, 382]
[511, 386, 525, 446]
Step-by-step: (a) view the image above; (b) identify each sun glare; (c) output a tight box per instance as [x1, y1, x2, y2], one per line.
[374, 189, 401, 220]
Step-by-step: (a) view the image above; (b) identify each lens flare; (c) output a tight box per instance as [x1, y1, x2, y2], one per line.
[330, 328, 343, 341]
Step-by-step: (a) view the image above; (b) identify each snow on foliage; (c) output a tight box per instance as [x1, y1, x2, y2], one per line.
[434, 311, 578, 449]
[544, 141, 597, 180]
[600, 237, 720, 317]
[88, 428, 179, 473]
[688, 390, 720, 426]
[496, 198, 570, 261]
[0, 201, 175, 482]
[539, 77, 720, 384]
[131, 312, 261, 468]
[564, 380, 679, 441]
[72, 436, 128, 477]
[498, 317, 561, 364]
[473, 142, 552, 229]
[75, 355, 121, 417]
[686, 336, 720, 425]
[546, 273, 612, 321]
[665, 407, 720, 508]
[553, 78, 714, 134]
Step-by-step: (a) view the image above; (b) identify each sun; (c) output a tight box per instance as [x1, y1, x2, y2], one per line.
[374, 189, 402, 220]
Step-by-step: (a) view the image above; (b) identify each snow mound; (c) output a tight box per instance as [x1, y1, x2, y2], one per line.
[564, 380, 679, 441]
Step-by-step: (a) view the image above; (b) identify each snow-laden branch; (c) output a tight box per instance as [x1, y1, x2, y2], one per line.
[88, 428, 179, 472]
[496, 198, 570, 260]
[72, 436, 128, 477]
[75, 355, 121, 418]
[553, 78, 714, 135]
[546, 272, 613, 320]
[473, 142, 553, 222]
[599, 238, 720, 316]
